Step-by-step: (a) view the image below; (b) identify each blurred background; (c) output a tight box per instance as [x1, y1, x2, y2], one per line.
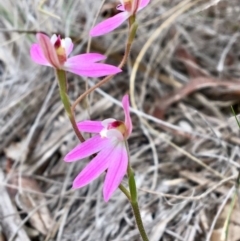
[1, 0, 240, 240]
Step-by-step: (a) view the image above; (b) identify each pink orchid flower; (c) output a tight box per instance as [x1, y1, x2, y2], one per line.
[30, 33, 121, 77]
[64, 95, 132, 202]
[90, 0, 150, 37]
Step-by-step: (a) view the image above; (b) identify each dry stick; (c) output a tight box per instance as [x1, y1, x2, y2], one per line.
[143, 120, 230, 182]
[85, 0, 106, 118]
[0, 170, 30, 241]
[86, 0, 106, 53]
[205, 186, 234, 241]
[38, 0, 60, 19]
[140, 175, 236, 201]
[129, 0, 203, 108]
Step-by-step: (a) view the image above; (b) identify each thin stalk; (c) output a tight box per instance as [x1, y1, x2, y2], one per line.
[231, 105, 240, 129]
[128, 14, 136, 26]
[125, 142, 149, 241]
[223, 190, 237, 241]
[131, 201, 149, 241]
[56, 69, 85, 142]
[71, 22, 138, 113]
[119, 184, 131, 200]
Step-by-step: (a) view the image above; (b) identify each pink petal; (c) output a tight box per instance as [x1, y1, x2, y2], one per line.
[50, 34, 58, 44]
[77, 120, 103, 133]
[72, 143, 116, 189]
[64, 62, 122, 77]
[101, 118, 116, 128]
[103, 143, 128, 202]
[66, 53, 106, 65]
[106, 129, 124, 141]
[30, 44, 51, 66]
[122, 95, 132, 137]
[64, 135, 109, 162]
[138, 0, 150, 10]
[90, 11, 129, 37]
[36, 33, 61, 69]
[63, 37, 73, 56]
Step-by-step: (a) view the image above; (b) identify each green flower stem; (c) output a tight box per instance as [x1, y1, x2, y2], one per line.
[128, 165, 137, 203]
[128, 22, 138, 45]
[230, 105, 240, 129]
[129, 15, 136, 27]
[56, 69, 85, 142]
[119, 184, 131, 200]
[131, 201, 149, 241]
[125, 142, 149, 241]
[224, 190, 237, 241]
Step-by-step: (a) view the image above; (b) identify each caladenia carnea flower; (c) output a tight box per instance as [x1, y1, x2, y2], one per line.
[30, 33, 122, 77]
[64, 95, 132, 202]
[90, 0, 150, 37]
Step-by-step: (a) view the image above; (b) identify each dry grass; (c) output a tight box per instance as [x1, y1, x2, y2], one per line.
[1, 0, 240, 240]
